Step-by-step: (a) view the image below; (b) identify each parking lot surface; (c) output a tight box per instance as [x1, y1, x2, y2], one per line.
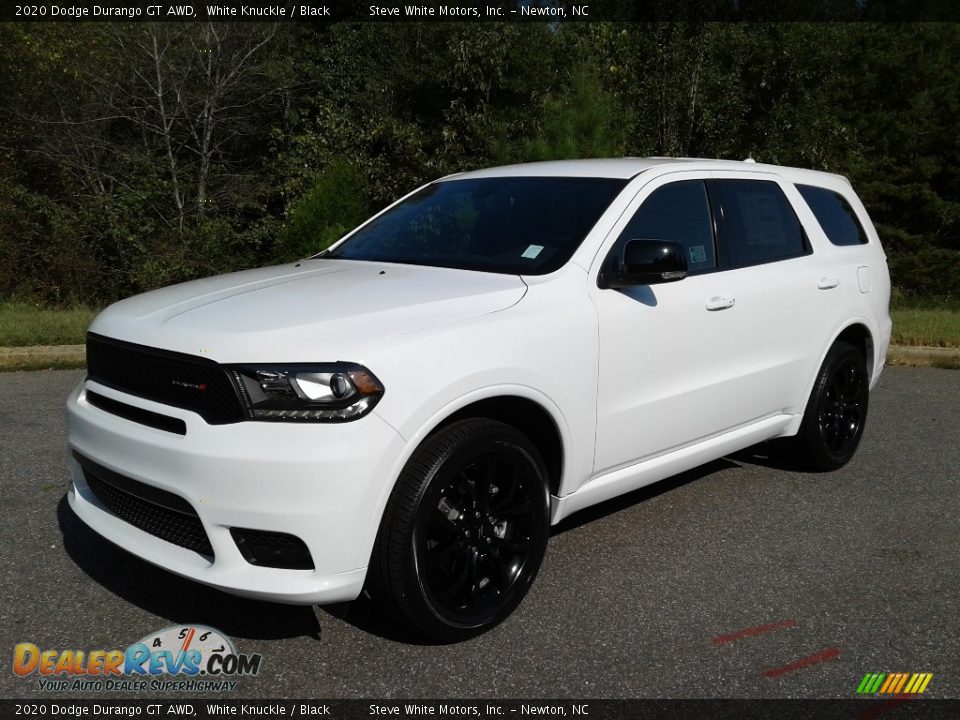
[1, 368, 957, 699]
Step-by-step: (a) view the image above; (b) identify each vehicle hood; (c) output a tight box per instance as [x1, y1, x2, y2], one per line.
[89, 260, 527, 362]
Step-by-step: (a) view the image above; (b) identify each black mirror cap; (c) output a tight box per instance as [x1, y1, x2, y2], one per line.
[601, 239, 688, 288]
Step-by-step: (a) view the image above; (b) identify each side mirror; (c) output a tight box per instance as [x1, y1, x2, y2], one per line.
[601, 239, 688, 289]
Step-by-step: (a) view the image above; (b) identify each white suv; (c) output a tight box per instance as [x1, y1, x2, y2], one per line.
[67, 158, 891, 640]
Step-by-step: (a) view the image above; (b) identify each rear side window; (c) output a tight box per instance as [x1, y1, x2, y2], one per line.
[710, 179, 808, 268]
[796, 184, 868, 246]
[613, 180, 716, 273]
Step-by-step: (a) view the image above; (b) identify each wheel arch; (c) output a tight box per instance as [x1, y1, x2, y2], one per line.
[788, 321, 874, 470]
[785, 320, 875, 437]
[833, 322, 875, 380]
[361, 387, 570, 571]
[431, 396, 565, 497]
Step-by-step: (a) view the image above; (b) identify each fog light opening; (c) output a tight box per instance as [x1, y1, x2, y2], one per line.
[230, 528, 315, 570]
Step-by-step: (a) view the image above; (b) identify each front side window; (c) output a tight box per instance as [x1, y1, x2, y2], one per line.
[797, 184, 868, 246]
[325, 176, 628, 275]
[711, 179, 808, 268]
[610, 180, 716, 274]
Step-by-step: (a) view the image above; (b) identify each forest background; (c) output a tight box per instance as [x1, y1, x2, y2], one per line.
[2, 21, 958, 313]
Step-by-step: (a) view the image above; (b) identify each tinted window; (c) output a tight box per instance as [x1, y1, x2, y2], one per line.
[711, 179, 808, 268]
[613, 180, 716, 273]
[326, 177, 627, 275]
[797, 184, 868, 246]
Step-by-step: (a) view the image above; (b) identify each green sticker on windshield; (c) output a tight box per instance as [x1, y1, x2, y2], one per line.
[522, 245, 544, 259]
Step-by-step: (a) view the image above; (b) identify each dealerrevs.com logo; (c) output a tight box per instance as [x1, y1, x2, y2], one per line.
[12, 625, 262, 692]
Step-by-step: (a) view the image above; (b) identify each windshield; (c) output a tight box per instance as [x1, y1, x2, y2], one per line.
[323, 176, 628, 275]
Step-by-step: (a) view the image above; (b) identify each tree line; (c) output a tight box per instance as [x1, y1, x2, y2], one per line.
[1, 21, 958, 305]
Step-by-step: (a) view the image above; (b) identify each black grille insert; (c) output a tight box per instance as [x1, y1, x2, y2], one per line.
[86, 333, 247, 425]
[87, 390, 187, 435]
[74, 451, 214, 558]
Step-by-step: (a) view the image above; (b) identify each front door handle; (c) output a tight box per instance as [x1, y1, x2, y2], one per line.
[818, 277, 840, 290]
[705, 296, 736, 311]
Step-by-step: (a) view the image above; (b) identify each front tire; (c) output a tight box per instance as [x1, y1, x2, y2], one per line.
[795, 341, 870, 471]
[370, 419, 550, 642]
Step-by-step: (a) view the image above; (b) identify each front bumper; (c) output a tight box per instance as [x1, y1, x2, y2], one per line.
[66, 379, 405, 604]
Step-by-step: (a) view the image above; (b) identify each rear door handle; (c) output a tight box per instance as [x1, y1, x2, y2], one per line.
[818, 277, 840, 290]
[705, 296, 735, 311]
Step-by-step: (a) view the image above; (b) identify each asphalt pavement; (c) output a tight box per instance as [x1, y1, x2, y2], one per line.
[1, 368, 957, 699]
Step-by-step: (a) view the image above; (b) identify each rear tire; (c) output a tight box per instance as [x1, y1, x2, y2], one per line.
[794, 341, 870, 471]
[369, 418, 550, 642]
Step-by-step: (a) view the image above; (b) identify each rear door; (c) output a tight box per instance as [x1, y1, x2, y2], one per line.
[696, 173, 843, 424]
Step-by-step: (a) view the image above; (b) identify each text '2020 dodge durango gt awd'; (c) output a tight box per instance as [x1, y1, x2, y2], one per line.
[67, 158, 891, 640]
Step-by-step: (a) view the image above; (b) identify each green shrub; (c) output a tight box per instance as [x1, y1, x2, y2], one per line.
[887, 244, 960, 303]
[277, 161, 371, 261]
[504, 65, 626, 163]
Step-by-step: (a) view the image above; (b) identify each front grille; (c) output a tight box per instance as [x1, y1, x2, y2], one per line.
[86, 333, 246, 425]
[75, 452, 214, 558]
[87, 390, 187, 435]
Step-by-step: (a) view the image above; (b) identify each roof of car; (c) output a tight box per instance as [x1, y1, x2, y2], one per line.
[445, 157, 849, 184]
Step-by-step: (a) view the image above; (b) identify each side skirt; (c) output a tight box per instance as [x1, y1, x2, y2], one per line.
[550, 413, 796, 524]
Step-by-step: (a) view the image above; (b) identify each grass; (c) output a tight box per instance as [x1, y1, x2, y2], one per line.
[0, 302, 98, 347]
[890, 308, 960, 348]
[889, 293, 960, 349]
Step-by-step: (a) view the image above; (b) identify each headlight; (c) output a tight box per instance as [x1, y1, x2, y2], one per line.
[228, 363, 384, 422]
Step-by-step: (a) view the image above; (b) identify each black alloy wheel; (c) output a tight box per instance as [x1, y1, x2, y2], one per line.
[796, 340, 870, 471]
[369, 418, 550, 642]
[415, 447, 541, 625]
[818, 356, 868, 457]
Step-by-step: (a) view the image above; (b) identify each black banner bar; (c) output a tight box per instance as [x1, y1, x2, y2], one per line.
[2, 700, 960, 720]
[4, 0, 960, 23]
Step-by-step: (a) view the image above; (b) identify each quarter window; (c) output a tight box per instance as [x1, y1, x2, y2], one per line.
[711, 179, 808, 268]
[797, 184, 868, 246]
[613, 180, 716, 273]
